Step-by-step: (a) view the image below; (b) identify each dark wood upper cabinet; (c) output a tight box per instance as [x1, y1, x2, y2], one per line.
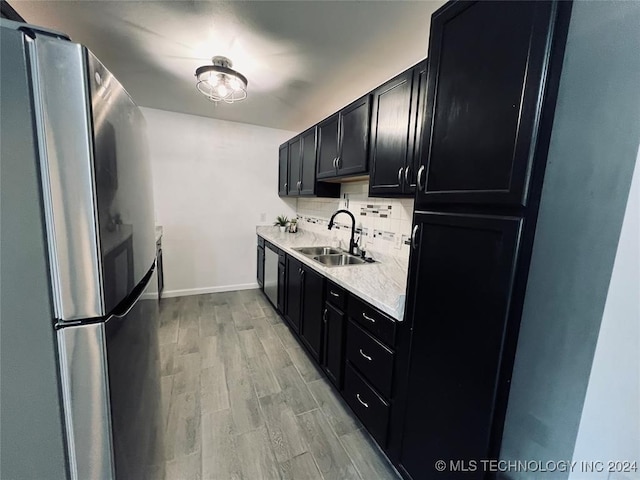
[299, 265, 324, 361]
[416, 0, 561, 208]
[398, 211, 522, 480]
[407, 60, 428, 194]
[317, 96, 371, 180]
[299, 127, 317, 196]
[283, 128, 339, 198]
[278, 143, 288, 196]
[287, 137, 302, 196]
[368, 68, 416, 197]
[317, 114, 340, 179]
[338, 95, 371, 177]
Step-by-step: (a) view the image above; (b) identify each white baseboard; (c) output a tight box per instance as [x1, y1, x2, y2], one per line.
[161, 283, 260, 299]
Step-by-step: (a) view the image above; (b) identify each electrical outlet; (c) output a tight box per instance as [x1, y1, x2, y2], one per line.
[394, 233, 403, 249]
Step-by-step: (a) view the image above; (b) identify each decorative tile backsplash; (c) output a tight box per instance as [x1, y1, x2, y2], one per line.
[296, 181, 414, 258]
[360, 205, 392, 218]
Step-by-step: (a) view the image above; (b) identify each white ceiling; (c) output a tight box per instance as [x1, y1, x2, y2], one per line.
[13, 1, 445, 131]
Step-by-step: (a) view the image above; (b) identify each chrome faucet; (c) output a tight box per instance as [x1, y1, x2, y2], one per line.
[328, 209, 357, 255]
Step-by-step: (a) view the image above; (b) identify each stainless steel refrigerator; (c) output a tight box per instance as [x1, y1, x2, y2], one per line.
[1, 19, 163, 479]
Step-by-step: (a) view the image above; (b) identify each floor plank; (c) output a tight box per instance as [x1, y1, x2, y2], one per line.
[340, 428, 399, 480]
[288, 345, 323, 383]
[200, 363, 229, 413]
[297, 408, 360, 480]
[307, 378, 362, 437]
[235, 425, 281, 480]
[201, 409, 242, 480]
[274, 364, 318, 415]
[259, 392, 307, 463]
[279, 452, 323, 480]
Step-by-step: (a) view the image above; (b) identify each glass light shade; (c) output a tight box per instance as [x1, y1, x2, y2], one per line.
[195, 57, 248, 104]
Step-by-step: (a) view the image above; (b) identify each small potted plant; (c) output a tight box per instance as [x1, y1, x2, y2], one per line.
[274, 215, 289, 233]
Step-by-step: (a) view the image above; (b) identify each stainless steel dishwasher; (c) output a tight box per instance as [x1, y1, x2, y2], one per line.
[264, 243, 279, 307]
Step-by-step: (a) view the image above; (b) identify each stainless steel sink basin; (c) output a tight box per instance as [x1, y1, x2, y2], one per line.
[313, 254, 367, 266]
[294, 246, 343, 256]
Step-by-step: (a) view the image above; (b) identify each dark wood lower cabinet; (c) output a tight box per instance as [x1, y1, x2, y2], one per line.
[284, 255, 302, 333]
[397, 212, 522, 480]
[256, 245, 264, 289]
[344, 363, 390, 447]
[322, 302, 345, 389]
[277, 258, 286, 313]
[299, 266, 324, 361]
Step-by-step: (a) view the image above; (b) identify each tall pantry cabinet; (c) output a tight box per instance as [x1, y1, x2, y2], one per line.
[391, 2, 574, 479]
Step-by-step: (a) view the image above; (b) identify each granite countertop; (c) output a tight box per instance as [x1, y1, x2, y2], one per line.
[256, 226, 409, 321]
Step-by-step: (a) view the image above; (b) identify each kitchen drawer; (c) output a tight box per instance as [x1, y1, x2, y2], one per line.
[344, 363, 390, 447]
[348, 296, 396, 347]
[258, 236, 265, 248]
[346, 320, 394, 399]
[326, 281, 346, 310]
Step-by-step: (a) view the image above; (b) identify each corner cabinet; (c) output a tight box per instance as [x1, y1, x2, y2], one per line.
[317, 95, 371, 180]
[368, 60, 427, 197]
[415, 1, 563, 208]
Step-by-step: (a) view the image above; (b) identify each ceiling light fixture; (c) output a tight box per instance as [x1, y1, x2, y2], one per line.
[195, 56, 248, 104]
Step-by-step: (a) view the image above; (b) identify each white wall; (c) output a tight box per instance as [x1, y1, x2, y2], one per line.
[142, 107, 296, 296]
[569, 150, 640, 480]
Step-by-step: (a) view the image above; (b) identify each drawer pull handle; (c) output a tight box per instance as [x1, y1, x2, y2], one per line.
[356, 394, 369, 408]
[359, 349, 373, 361]
[323, 308, 328, 324]
[330, 291, 340, 297]
[362, 312, 376, 323]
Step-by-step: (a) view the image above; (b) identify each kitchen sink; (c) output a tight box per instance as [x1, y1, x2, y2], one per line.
[294, 246, 343, 256]
[313, 254, 367, 267]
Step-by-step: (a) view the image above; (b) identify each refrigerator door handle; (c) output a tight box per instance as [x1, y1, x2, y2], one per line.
[110, 264, 155, 319]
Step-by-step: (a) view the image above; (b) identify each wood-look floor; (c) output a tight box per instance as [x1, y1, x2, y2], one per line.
[158, 288, 400, 480]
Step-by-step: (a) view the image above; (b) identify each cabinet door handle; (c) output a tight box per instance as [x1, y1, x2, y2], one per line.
[333, 157, 338, 168]
[362, 312, 376, 323]
[359, 349, 373, 361]
[416, 165, 425, 191]
[284, 182, 288, 191]
[323, 308, 328, 324]
[298, 180, 302, 191]
[356, 394, 369, 408]
[397, 167, 403, 185]
[336, 157, 341, 169]
[411, 224, 419, 250]
[330, 291, 340, 297]
[404, 165, 411, 185]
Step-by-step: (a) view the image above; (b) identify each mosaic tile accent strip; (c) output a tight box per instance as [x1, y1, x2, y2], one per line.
[360, 204, 392, 218]
[373, 229, 396, 242]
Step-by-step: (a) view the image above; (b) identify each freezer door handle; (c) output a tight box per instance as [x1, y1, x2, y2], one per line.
[110, 263, 155, 319]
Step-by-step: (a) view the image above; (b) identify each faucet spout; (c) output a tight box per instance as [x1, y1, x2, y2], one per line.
[328, 209, 357, 255]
